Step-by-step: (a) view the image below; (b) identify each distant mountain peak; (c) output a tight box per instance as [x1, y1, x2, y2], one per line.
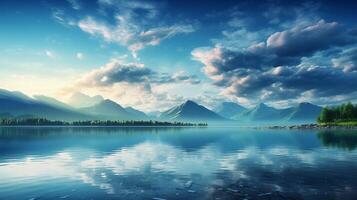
[94, 99, 125, 110]
[182, 100, 197, 106]
[124, 106, 147, 119]
[257, 102, 269, 108]
[214, 102, 246, 119]
[67, 92, 104, 108]
[101, 99, 118, 105]
[298, 102, 315, 107]
[160, 100, 226, 121]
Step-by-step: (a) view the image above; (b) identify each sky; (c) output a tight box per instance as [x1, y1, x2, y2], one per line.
[0, 0, 356, 111]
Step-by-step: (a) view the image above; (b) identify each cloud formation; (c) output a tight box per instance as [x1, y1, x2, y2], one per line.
[77, 0, 195, 58]
[77, 60, 200, 88]
[193, 20, 357, 104]
[71, 59, 202, 111]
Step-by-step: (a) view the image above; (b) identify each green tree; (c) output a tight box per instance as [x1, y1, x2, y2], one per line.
[318, 107, 334, 123]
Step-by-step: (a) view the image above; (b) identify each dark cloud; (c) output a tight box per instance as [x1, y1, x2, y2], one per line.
[197, 20, 355, 74]
[193, 20, 357, 103]
[225, 66, 357, 101]
[78, 60, 200, 87]
[267, 20, 352, 57]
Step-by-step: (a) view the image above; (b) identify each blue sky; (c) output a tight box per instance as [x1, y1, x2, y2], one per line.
[0, 0, 356, 111]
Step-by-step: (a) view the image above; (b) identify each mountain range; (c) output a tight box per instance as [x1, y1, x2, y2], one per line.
[231, 102, 322, 123]
[80, 99, 148, 120]
[0, 89, 147, 121]
[0, 88, 323, 124]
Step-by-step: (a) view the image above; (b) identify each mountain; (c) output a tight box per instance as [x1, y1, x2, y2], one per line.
[34, 95, 74, 110]
[233, 102, 322, 123]
[214, 102, 246, 119]
[67, 92, 104, 108]
[80, 99, 145, 120]
[233, 103, 281, 121]
[284, 102, 322, 122]
[125, 107, 148, 119]
[0, 89, 91, 121]
[0, 89, 33, 102]
[160, 100, 226, 121]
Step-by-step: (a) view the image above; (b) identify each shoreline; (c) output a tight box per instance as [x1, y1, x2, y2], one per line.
[0, 125, 207, 128]
[266, 124, 357, 130]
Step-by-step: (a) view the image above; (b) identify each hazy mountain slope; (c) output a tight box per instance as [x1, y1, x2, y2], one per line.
[34, 95, 74, 110]
[233, 102, 322, 123]
[233, 103, 281, 121]
[0, 89, 91, 121]
[160, 100, 226, 121]
[285, 102, 322, 122]
[80, 99, 146, 120]
[214, 102, 246, 119]
[125, 107, 148, 119]
[67, 92, 104, 108]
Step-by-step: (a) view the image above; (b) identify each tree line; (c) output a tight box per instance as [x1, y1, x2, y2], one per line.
[0, 118, 208, 127]
[317, 102, 357, 123]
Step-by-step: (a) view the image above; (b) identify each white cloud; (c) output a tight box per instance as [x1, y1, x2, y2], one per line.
[78, 16, 194, 58]
[67, 0, 81, 10]
[76, 0, 195, 58]
[76, 52, 84, 60]
[45, 50, 55, 58]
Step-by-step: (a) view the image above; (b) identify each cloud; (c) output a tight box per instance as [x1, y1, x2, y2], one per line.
[77, 61, 152, 87]
[194, 20, 353, 74]
[78, 16, 136, 46]
[266, 20, 351, 57]
[223, 65, 357, 100]
[192, 20, 357, 104]
[71, 59, 201, 111]
[128, 25, 195, 58]
[45, 50, 55, 58]
[77, 59, 200, 88]
[98, 0, 158, 19]
[332, 47, 357, 72]
[76, 1, 195, 58]
[76, 52, 84, 60]
[67, 0, 81, 10]
[78, 17, 194, 58]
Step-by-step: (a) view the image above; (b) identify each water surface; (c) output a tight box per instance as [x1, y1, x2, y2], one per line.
[0, 127, 357, 200]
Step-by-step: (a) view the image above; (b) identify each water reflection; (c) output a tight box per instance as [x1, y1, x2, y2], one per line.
[318, 130, 357, 151]
[0, 127, 357, 200]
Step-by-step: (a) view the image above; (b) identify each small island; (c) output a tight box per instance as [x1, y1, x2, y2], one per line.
[0, 118, 208, 127]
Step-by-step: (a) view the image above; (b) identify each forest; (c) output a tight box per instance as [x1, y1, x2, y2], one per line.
[317, 102, 357, 123]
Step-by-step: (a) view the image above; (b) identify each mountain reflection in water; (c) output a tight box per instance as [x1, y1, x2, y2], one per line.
[0, 127, 357, 200]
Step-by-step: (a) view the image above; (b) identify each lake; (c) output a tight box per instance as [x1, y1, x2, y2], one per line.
[0, 127, 357, 200]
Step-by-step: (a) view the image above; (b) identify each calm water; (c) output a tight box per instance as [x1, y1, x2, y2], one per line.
[0, 127, 357, 200]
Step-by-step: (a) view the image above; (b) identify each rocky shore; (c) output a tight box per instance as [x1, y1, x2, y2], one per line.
[266, 123, 357, 130]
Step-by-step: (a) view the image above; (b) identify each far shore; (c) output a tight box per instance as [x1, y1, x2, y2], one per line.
[265, 123, 357, 130]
